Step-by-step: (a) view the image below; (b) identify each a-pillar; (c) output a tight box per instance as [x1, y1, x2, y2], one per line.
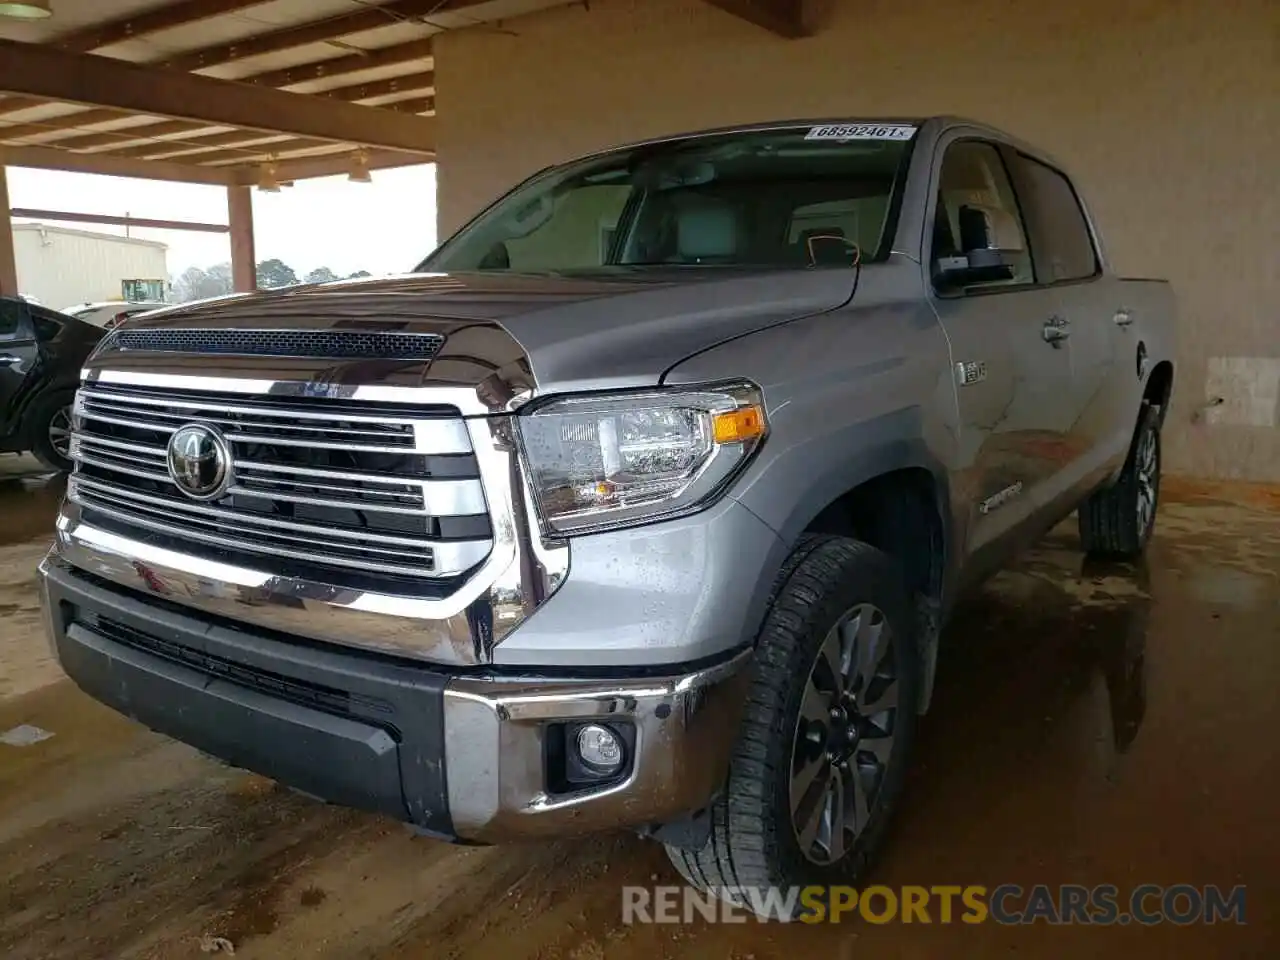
[0, 161, 18, 298]
[227, 184, 257, 293]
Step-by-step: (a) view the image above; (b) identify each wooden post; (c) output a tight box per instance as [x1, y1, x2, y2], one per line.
[0, 162, 18, 298]
[227, 184, 256, 293]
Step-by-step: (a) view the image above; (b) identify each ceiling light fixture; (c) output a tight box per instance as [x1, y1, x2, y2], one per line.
[0, 0, 53, 18]
[257, 157, 281, 193]
[348, 148, 372, 184]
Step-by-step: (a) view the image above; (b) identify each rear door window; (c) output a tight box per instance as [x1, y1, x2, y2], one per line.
[0, 299, 30, 340]
[1012, 154, 1099, 283]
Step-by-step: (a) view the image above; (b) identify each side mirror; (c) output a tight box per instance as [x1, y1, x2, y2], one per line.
[934, 203, 1020, 290]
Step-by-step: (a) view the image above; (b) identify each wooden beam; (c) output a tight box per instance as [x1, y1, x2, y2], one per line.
[2, 144, 235, 185]
[312, 71, 435, 102]
[9, 207, 229, 233]
[0, 108, 169, 145]
[192, 139, 341, 166]
[109, 93, 434, 161]
[245, 38, 435, 89]
[0, 40, 436, 154]
[40, 119, 234, 153]
[380, 97, 434, 116]
[0, 37, 436, 128]
[0, 163, 17, 297]
[701, 0, 808, 37]
[34, 73, 433, 153]
[52, 0, 274, 54]
[111, 131, 293, 161]
[228, 148, 429, 185]
[0, 1, 274, 122]
[161, 0, 486, 72]
[227, 186, 256, 293]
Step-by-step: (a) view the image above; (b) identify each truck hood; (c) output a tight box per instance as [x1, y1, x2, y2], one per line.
[106, 269, 856, 398]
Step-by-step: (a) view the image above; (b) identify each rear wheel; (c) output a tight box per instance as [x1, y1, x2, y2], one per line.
[664, 535, 918, 914]
[29, 390, 76, 473]
[1078, 403, 1161, 559]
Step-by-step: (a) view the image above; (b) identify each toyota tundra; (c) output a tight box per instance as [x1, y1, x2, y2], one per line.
[38, 117, 1176, 905]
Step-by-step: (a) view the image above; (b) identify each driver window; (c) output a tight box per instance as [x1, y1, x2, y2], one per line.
[932, 141, 1033, 291]
[504, 185, 632, 270]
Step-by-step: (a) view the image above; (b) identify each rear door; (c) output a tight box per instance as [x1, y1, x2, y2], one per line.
[0, 299, 39, 440]
[1008, 151, 1129, 488]
[924, 137, 1077, 570]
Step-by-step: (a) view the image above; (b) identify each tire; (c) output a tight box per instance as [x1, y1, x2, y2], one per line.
[28, 389, 77, 473]
[1078, 403, 1161, 559]
[664, 535, 919, 914]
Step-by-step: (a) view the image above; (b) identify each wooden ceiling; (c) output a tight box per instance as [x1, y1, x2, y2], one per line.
[0, 0, 573, 184]
[0, 0, 807, 186]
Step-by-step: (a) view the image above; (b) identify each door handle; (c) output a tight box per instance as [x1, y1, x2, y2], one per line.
[0, 354, 23, 366]
[1042, 324, 1070, 346]
[1114, 309, 1134, 327]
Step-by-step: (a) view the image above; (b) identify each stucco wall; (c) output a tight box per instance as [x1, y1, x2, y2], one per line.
[434, 0, 1280, 480]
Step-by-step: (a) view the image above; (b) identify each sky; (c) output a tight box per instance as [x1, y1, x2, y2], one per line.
[7, 163, 439, 280]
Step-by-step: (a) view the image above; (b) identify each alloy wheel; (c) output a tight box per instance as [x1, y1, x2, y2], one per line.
[1135, 427, 1158, 536]
[789, 603, 899, 865]
[48, 405, 73, 460]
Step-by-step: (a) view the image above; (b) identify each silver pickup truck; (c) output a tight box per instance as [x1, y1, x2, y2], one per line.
[39, 117, 1174, 904]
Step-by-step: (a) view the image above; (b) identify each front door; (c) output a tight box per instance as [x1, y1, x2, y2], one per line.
[924, 138, 1079, 574]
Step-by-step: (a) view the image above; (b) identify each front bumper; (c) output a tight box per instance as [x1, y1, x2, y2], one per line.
[40, 554, 750, 842]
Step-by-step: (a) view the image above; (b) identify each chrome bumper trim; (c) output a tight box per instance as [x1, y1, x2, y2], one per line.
[442, 648, 751, 842]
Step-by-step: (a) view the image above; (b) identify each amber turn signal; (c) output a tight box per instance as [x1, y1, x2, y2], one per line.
[712, 405, 766, 444]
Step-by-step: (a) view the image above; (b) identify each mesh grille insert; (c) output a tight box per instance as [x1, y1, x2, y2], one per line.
[111, 328, 445, 360]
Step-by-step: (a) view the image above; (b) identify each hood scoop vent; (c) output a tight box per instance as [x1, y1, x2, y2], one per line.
[108, 328, 445, 361]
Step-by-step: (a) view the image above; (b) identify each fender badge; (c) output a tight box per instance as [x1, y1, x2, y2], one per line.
[956, 361, 988, 386]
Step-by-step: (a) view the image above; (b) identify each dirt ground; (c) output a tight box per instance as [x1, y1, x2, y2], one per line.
[1, 454, 1276, 959]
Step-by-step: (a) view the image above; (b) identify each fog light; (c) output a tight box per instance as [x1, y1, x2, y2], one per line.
[575, 723, 624, 775]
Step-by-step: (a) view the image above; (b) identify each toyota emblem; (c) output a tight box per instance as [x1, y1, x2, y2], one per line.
[166, 423, 232, 500]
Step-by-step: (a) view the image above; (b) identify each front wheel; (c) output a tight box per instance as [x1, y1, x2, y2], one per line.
[664, 535, 919, 913]
[1078, 404, 1161, 559]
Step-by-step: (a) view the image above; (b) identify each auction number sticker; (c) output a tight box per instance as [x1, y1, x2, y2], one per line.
[805, 123, 916, 141]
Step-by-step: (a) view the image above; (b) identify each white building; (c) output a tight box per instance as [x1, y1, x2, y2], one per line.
[11, 222, 168, 310]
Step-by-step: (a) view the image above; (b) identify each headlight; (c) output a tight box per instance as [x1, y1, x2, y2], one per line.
[517, 382, 767, 535]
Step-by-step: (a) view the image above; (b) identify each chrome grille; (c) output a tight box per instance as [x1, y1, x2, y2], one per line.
[108, 328, 445, 360]
[68, 382, 492, 590]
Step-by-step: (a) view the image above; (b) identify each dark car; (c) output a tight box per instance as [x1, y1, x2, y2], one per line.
[1, 295, 105, 472]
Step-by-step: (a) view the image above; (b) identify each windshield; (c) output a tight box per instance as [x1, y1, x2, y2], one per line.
[420, 123, 917, 274]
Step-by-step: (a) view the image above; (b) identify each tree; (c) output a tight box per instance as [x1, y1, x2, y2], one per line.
[346, 270, 372, 280]
[172, 263, 234, 302]
[305, 266, 339, 285]
[205, 263, 234, 296]
[256, 258, 299, 289]
[171, 266, 205, 303]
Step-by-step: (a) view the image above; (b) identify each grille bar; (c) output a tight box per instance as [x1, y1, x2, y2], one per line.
[72, 435, 488, 516]
[78, 390, 472, 454]
[71, 478, 492, 577]
[76, 489, 441, 578]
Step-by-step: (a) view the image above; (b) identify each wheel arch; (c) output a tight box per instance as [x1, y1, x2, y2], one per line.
[1143, 359, 1174, 427]
[735, 423, 953, 714]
